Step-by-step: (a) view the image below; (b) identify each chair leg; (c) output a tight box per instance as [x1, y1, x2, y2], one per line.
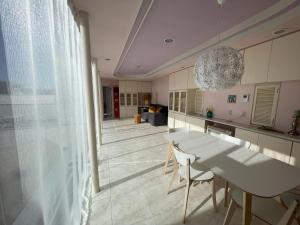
[167, 163, 178, 194]
[163, 144, 172, 175]
[222, 199, 237, 225]
[212, 178, 218, 212]
[224, 180, 229, 207]
[183, 180, 192, 224]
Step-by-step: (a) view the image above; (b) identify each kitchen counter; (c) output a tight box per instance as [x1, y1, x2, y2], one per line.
[186, 113, 300, 143]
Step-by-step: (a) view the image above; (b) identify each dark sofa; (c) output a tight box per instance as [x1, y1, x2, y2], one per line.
[142, 104, 168, 126]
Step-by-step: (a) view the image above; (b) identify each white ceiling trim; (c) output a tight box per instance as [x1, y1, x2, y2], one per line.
[113, 0, 298, 80]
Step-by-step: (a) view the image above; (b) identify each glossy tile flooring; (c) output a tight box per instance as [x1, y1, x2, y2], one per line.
[88, 119, 266, 225]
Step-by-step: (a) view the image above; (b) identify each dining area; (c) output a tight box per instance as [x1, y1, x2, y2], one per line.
[163, 129, 300, 225]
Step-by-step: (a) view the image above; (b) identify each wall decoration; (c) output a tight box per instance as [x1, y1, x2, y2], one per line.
[227, 95, 236, 103]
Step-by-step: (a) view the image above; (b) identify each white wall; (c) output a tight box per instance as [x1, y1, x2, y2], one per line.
[152, 75, 169, 106]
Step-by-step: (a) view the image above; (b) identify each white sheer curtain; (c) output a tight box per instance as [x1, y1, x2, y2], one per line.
[0, 1, 91, 225]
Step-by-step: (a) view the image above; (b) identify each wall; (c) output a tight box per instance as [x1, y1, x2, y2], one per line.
[152, 75, 169, 106]
[275, 81, 300, 133]
[202, 84, 255, 125]
[202, 81, 300, 133]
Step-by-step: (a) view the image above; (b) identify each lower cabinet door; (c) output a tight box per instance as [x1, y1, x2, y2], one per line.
[174, 114, 186, 129]
[186, 116, 205, 132]
[257, 134, 292, 164]
[290, 142, 300, 168]
[168, 112, 175, 129]
[235, 128, 259, 151]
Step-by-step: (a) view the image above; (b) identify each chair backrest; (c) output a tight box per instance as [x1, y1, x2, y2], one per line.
[219, 134, 251, 149]
[277, 200, 299, 225]
[171, 143, 196, 166]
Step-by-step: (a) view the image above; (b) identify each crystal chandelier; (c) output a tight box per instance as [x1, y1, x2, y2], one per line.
[194, 46, 244, 91]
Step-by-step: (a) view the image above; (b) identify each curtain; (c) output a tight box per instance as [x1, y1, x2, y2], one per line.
[0, 0, 90, 225]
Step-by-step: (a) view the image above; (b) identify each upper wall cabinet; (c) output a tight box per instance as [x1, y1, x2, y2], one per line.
[187, 67, 198, 89]
[126, 81, 137, 92]
[268, 31, 300, 82]
[119, 81, 126, 92]
[241, 41, 271, 84]
[169, 74, 175, 91]
[137, 81, 151, 92]
[174, 69, 188, 90]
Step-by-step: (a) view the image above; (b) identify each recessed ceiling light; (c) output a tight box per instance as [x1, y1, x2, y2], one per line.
[272, 28, 288, 36]
[105, 58, 111, 61]
[164, 38, 174, 44]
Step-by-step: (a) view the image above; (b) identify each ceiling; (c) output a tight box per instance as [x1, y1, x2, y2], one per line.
[74, 0, 300, 80]
[73, 0, 142, 78]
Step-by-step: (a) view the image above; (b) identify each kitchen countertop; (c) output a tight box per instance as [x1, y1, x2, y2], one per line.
[186, 113, 300, 143]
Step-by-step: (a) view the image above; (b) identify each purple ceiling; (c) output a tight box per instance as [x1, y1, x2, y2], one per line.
[115, 0, 282, 76]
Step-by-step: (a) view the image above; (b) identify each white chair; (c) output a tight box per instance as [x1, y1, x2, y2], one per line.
[223, 188, 299, 225]
[163, 127, 189, 175]
[280, 188, 300, 224]
[167, 143, 217, 223]
[218, 134, 251, 207]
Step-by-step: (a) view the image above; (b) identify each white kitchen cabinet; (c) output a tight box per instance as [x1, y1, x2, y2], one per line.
[126, 81, 137, 92]
[168, 92, 174, 111]
[268, 31, 300, 82]
[169, 74, 175, 91]
[289, 142, 300, 168]
[179, 91, 187, 114]
[174, 91, 180, 112]
[235, 128, 259, 151]
[174, 113, 186, 129]
[186, 116, 205, 132]
[257, 134, 293, 164]
[119, 81, 126, 92]
[187, 67, 198, 89]
[137, 81, 152, 92]
[242, 41, 271, 84]
[168, 112, 175, 129]
[174, 69, 188, 90]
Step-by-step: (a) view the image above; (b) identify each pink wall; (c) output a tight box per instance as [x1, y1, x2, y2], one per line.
[101, 78, 119, 87]
[152, 75, 169, 106]
[275, 81, 300, 133]
[202, 84, 255, 125]
[202, 81, 300, 133]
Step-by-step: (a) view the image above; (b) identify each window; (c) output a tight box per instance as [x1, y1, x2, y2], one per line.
[126, 93, 131, 106]
[180, 91, 186, 113]
[174, 92, 179, 112]
[194, 90, 203, 114]
[120, 93, 125, 106]
[251, 84, 280, 127]
[132, 93, 137, 106]
[168, 92, 173, 110]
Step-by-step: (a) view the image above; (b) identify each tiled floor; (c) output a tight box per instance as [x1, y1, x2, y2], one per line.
[88, 119, 267, 225]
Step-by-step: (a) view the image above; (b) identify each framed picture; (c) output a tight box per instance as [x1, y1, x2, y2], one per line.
[228, 95, 236, 103]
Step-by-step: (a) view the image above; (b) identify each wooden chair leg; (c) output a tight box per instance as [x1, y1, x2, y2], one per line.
[163, 144, 172, 175]
[167, 163, 178, 194]
[183, 180, 192, 224]
[224, 180, 229, 207]
[222, 199, 237, 225]
[212, 178, 218, 212]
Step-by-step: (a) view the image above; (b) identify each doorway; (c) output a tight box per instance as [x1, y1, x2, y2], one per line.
[103, 86, 112, 119]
